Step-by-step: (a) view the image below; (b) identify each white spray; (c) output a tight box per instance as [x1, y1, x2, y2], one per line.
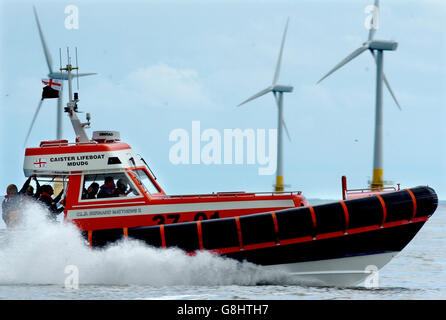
[0, 202, 300, 287]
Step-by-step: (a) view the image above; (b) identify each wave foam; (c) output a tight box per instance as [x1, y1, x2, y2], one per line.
[0, 203, 298, 286]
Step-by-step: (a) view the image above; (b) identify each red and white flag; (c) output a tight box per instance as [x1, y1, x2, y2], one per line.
[33, 158, 47, 168]
[42, 78, 62, 91]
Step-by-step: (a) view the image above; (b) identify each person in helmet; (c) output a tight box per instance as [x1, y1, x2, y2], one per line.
[2, 184, 20, 226]
[2, 175, 39, 227]
[113, 178, 132, 197]
[97, 176, 116, 198]
[82, 182, 100, 199]
[38, 184, 65, 221]
[24, 175, 41, 199]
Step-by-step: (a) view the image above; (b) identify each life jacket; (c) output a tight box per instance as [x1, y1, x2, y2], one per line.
[98, 182, 115, 198]
[38, 191, 52, 201]
[2, 194, 23, 212]
[2, 194, 24, 227]
[38, 192, 55, 210]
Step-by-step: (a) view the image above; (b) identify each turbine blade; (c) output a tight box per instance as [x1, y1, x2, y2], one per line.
[24, 99, 44, 147]
[273, 92, 291, 142]
[273, 17, 290, 86]
[368, 25, 376, 42]
[74, 72, 98, 78]
[369, 50, 401, 110]
[238, 86, 273, 107]
[282, 119, 291, 142]
[48, 72, 98, 80]
[383, 73, 401, 110]
[317, 45, 369, 84]
[33, 6, 53, 74]
[368, 0, 380, 41]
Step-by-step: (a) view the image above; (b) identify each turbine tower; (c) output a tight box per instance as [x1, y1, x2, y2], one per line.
[24, 6, 96, 146]
[238, 18, 292, 192]
[317, 0, 401, 190]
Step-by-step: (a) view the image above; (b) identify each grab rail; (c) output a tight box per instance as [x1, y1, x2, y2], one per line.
[341, 176, 401, 200]
[160, 190, 303, 199]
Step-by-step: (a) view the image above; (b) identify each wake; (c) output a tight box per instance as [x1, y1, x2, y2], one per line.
[0, 203, 303, 287]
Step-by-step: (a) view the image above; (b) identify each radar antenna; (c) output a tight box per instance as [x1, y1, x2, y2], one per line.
[60, 48, 90, 143]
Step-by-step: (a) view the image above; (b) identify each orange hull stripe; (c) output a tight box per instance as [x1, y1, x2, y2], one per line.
[235, 216, 243, 249]
[406, 189, 418, 219]
[271, 211, 280, 244]
[160, 225, 166, 248]
[376, 194, 387, 225]
[308, 206, 317, 228]
[340, 200, 349, 230]
[197, 221, 204, 250]
[88, 230, 92, 247]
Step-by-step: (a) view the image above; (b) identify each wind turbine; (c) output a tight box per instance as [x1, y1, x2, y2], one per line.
[317, 0, 401, 190]
[24, 6, 96, 146]
[238, 18, 293, 192]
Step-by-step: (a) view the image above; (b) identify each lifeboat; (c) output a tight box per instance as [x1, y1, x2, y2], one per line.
[20, 53, 439, 287]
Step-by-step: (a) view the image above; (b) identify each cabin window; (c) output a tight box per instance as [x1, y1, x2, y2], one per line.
[107, 157, 122, 165]
[132, 169, 160, 194]
[81, 173, 140, 200]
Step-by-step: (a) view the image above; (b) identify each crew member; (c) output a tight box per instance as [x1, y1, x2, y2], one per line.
[25, 175, 41, 200]
[2, 175, 39, 227]
[113, 178, 132, 197]
[2, 185, 21, 227]
[97, 177, 116, 198]
[38, 184, 65, 221]
[82, 182, 100, 199]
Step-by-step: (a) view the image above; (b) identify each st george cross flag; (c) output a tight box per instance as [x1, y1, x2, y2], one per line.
[42, 78, 62, 90]
[41, 78, 62, 100]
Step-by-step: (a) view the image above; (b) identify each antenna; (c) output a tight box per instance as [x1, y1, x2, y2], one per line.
[75, 47, 79, 90]
[60, 46, 89, 143]
[59, 48, 62, 71]
[65, 47, 74, 103]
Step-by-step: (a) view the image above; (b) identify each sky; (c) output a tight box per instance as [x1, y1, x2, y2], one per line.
[0, 0, 445, 200]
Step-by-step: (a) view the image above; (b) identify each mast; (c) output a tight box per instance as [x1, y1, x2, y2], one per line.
[275, 91, 284, 192]
[371, 50, 384, 189]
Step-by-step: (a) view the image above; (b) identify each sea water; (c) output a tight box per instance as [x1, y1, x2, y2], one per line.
[0, 200, 444, 300]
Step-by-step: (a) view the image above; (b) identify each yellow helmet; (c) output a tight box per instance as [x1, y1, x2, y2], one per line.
[6, 184, 18, 195]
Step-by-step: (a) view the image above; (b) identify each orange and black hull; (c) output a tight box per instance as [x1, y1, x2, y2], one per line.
[83, 186, 438, 286]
